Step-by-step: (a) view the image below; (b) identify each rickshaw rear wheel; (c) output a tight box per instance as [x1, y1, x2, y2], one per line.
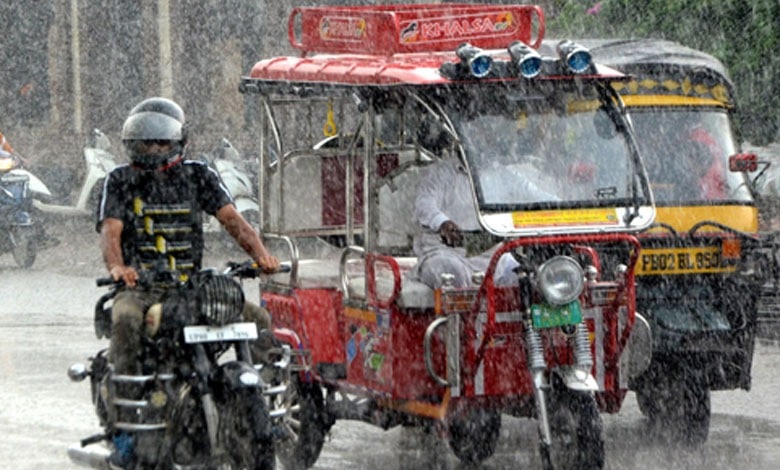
[276, 377, 327, 470]
[546, 384, 605, 470]
[635, 369, 710, 447]
[447, 407, 501, 465]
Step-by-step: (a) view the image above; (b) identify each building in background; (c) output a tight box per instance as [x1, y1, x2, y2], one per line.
[0, 0, 550, 166]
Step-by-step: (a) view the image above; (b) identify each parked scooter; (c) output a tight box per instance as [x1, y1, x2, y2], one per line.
[198, 138, 259, 234]
[0, 152, 38, 267]
[26, 128, 118, 218]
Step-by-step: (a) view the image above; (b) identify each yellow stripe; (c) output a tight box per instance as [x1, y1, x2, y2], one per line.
[646, 205, 758, 233]
[344, 306, 377, 323]
[376, 390, 451, 420]
[619, 95, 727, 108]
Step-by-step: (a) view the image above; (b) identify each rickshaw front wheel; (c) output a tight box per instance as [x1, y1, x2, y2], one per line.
[448, 407, 501, 465]
[546, 384, 605, 470]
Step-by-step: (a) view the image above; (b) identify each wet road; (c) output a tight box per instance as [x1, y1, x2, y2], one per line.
[1, 228, 779, 469]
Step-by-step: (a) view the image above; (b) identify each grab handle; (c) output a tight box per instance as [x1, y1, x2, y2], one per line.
[423, 316, 460, 388]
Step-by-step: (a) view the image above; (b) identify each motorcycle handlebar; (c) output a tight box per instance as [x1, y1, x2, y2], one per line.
[96, 277, 121, 287]
[96, 261, 292, 286]
[224, 261, 292, 279]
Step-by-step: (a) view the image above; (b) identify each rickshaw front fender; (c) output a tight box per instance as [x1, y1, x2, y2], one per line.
[554, 367, 599, 392]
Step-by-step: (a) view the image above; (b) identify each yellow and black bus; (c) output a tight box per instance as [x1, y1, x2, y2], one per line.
[572, 38, 765, 445]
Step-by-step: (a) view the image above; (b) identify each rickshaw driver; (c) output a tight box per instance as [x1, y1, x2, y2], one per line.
[411, 119, 557, 289]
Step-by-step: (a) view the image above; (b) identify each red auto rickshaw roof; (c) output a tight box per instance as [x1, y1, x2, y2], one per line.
[243, 4, 625, 87]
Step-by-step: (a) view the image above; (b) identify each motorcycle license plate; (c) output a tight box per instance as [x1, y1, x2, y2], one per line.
[531, 301, 582, 329]
[184, 322, 258, 344]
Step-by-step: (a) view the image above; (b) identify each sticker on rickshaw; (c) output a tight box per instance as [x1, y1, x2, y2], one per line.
[512, 208, 620, 228]
[636, 246, 737, 275]
[531, 301, 583, 329]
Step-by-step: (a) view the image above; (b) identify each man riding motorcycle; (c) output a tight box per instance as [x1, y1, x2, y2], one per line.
[96, 97, 280, 466]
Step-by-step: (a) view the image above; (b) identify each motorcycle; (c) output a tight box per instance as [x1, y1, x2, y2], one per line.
[26, 128, 118, 218]
[66, 261, 287, 469]
[0, 151, 38, 267]
[198, 138, 259, 233]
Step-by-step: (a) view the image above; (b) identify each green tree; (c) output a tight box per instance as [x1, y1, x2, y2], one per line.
[548, 0, 780, 145]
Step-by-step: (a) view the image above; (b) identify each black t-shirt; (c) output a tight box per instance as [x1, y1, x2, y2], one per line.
[96, 160, 233, 272]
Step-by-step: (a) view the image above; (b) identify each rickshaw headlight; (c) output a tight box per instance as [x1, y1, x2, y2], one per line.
[537, 256, 585, 305]
[508, 41, 542, 79]
[456, 43, 492, 78]
[557, 40, 592, 74]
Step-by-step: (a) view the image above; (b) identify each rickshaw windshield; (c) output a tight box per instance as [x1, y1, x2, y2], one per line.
[449, 84, 645, 213]
[628, 108, 752, 204]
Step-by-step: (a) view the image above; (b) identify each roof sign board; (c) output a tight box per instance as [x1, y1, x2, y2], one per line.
[288, 3, 545, 56]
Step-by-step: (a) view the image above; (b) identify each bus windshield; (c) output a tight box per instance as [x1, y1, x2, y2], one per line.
[628, 108, 752, 204]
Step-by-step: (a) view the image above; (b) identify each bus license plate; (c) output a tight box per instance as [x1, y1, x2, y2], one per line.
[531, 301, 582, 329]
[636, 246, 736, 276]
[184, 322, 258, 344]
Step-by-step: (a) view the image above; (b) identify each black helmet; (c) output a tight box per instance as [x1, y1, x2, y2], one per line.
[121, 97, 187, 170]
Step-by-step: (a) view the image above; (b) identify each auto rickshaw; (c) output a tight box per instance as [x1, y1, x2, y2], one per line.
[569, 38, 770, 445]
[239, 4, 655, 469]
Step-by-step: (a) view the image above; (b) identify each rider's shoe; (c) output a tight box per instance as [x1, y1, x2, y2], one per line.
[108, 432, 135, 469]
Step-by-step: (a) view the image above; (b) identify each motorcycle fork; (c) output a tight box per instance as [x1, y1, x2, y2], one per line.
[192, 344, 221, 452]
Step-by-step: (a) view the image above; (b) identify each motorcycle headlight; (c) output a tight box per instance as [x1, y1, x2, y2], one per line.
[196, 272, 245, 325]
[536, 256, 584, 305]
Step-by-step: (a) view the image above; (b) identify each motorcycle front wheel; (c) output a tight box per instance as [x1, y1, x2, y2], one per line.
[217, 387, 276, 470]
[166, 385, 275, 469]
[11, 225, 37, 268]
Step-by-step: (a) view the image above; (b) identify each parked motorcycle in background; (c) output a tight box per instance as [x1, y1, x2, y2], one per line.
[67, 261, 285, 469]
[0, 151, 38, 267]
[26, 128, 118, 218]
[198, 138, 259, 235]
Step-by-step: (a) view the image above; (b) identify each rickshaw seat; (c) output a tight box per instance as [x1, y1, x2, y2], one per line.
[279, 256, 436, 309]
[345, 257, 436, 310]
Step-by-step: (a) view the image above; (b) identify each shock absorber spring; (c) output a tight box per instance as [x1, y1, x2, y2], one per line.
[526, 322, 546, 371]
[574, 322, 593, 370]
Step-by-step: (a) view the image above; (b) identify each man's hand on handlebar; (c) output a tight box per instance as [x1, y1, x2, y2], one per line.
[254, 254, 281, 273]
[439, 220, 463, 247]
[109, 265, 139, 288]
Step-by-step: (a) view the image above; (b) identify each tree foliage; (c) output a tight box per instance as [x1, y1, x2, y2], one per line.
[547, 0, 780, 145]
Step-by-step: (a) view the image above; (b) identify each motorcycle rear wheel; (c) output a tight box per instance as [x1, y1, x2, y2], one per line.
[11, 226, 37, 268]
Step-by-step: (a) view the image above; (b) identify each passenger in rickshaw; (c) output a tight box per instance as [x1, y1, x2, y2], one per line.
[410, 116, 557, 289]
